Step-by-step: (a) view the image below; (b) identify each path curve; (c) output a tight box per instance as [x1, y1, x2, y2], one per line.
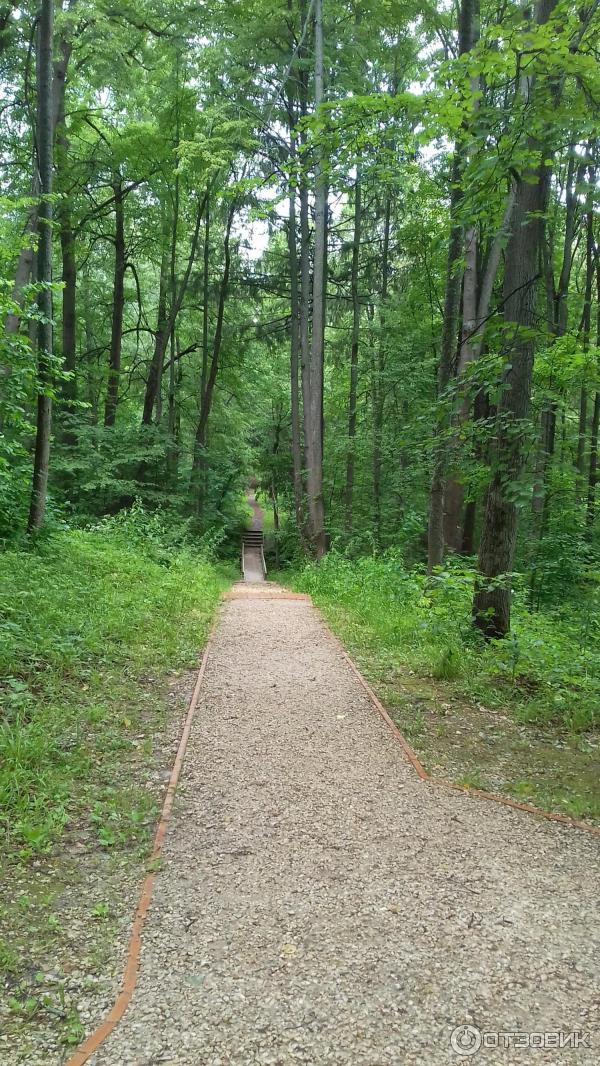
[88, 589, 599, 1066]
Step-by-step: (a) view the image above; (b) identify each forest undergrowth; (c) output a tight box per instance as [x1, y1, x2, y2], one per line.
[0, 510, 230, 1053]
[289, 553, 600, 822]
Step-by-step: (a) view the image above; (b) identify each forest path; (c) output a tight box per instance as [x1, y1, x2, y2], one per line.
[242, 492, 265, 583]
[90, 591, 599, 1066]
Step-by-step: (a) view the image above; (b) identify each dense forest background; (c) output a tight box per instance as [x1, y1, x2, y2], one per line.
[2, 0, 600, 680]
[3, 5, 600, 1047]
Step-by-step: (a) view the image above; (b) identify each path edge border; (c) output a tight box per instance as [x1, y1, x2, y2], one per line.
[324, 616, 600, 840]
[65, 628, 215, 1066]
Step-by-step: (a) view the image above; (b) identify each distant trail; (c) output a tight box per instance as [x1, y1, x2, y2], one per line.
[84, 585, 599, 1066]
[242, 491, 265, 582]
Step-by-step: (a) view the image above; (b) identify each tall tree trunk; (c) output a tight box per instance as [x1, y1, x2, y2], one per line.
[473, 0, 558, 638]
[142, 190, 207, 426]
[55, 67, 76, 409]
[59, 208, 76, 403]
[191, 202, 236, 509]
[288, 172, 305, 534]
[344, 173, 362, 534]
[577, 160, 595, 488]
[166, 334, 179, 481]
[7, 33, 72, 336]
[28, 0, 54, 532]
[373, 196, 391, 547]
[427, 0, 478, 571]
[305, 0, 327, 558]
[104, 176, 125, 426]
[286, 94, 304, 535]
[586, 243, 600, 528]
[443, 221, 478, 551]
[534, 150, 580, 522]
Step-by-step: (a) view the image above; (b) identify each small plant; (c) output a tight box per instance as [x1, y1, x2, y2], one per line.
[0, 938, 18, 973]
[432, 645, 461, 681]
[91, 901, 111, 921]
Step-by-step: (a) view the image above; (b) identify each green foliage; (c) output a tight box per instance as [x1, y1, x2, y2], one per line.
[0, 512, 227, 853]
[292, 552, 600, 733]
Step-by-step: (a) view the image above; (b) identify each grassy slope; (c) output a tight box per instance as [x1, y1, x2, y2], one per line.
[0, 528, 229, 852]
[0, 527, 230, 1053]
[287, 554, 600, 823]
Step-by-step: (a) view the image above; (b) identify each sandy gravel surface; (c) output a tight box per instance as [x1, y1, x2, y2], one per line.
[90, 593, 600, 1066]
[242, 546, 264, 583]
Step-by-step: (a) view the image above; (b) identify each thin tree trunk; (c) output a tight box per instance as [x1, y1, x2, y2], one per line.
[444, 182, 517, 552]
[191, 202, 236, 509]
[373, 196, 390, 547]
[166, 334, 179, 480]
[344, 172, 362, 534]
[28, 0, 54, 532]
[305, 0, 327, 558]
[586, 247, 600, 528]
[143, 242, 170, 426]
[8, 33, 72, 336]
[287, 98, 304, 534]
[443, 220, 478, 551]
[142, 190, 208, 425]
[427, 0, 478, 571]
[104, 176, 125, 426]
[577, 162, 595, 488]
[59, 207, 76, 402]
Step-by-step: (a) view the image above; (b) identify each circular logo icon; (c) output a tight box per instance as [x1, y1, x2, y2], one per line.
[451, 1024, 482, 1056]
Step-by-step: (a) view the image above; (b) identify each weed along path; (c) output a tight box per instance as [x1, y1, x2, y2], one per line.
[71, 586, 600, 1066]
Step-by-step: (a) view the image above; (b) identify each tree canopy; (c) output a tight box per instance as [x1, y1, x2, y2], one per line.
[1, 0, 600, 636]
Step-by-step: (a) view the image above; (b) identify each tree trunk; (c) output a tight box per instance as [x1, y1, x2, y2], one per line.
[142, 190, 207, 425]
[305, 0, 327, 558]
[7, 34, 72, 336]
[427, 0, 478, 571]
[142, 241, 170, 425]
[286, 101, 305, 535]
[28, 0, 54, 532]
[166, 334, 179, 481]
[576, 163, 595, 488]
[373, 196, 390, 547]
[191, 202, 236, 508]
[473, 0, 558, 638]
[443, 220, 478, 551]
[59, 207, 76, 403]
[104, 176, 125, 426]
[344, 173, 362, 534]
[586, 241, 600, 528]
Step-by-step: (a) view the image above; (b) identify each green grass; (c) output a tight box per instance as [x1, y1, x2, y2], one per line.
[285, 552, 600, 821]
[288, 552, 600, 732]
[0, 524, 229, 855]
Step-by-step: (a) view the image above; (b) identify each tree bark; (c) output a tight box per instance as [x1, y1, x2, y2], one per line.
[586, 238, 600, 528]
[7, 32, 72, 335]
[142, 190, 207, 425]
[104, 176, 125, 426]
[373, 195, 390, 548]
[305, 0, 327, 558]
[286, 83, 305, 535]
[28, 0, 54, 532]
[344, 173, 362, 534]
[427, 0, 478, 570]
[191, 201, 236, 509]
[472, 0, 558, 638]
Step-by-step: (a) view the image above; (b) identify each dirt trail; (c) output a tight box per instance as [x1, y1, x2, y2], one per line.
[243, 493, 265, 583]
[89, 590, 599, 1066]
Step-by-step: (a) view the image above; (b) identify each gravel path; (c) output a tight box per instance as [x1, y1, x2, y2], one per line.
[243, 494, 265, 583]
[90, 591, 600, 1066]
